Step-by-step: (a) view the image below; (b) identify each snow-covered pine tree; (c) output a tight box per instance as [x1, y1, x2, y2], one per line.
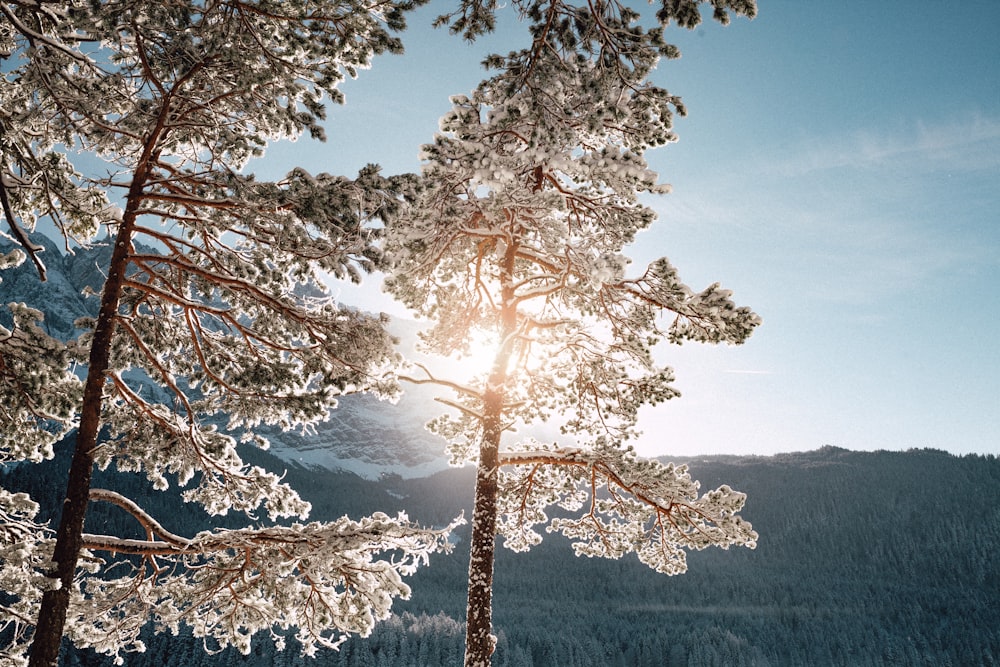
[0, 2, 463, 665]
[386, 1, 760, 664]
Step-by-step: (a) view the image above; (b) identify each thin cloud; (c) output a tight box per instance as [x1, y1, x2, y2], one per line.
[776, 114, 1000, 177]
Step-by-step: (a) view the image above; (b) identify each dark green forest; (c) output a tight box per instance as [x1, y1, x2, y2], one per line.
[5, 444, 998, 666]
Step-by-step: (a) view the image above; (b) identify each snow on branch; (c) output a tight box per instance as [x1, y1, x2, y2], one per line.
[610, 257, 761, 346]
[87, 488, 191, 549]
[0, 168, 46, 281]
[0, 302, 81, 463]
[73, 493, 465, 659]
[0, 488, 53, 659]
[497, 440, 757, 574]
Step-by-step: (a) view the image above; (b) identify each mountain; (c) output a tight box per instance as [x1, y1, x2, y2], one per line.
[0, 233, 107, 340]
[0, 234, 449, 477]
[4, 444, 997, 666]
[264, 391, 448, 477]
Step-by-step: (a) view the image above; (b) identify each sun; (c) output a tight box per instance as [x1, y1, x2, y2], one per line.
[428, 324, 539, 383]
[456, 328, 502, 379]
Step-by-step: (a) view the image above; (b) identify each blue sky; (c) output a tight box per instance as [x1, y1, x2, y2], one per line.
[255, 1, 999, 458]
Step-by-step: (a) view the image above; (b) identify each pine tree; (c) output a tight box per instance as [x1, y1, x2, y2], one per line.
[1, 2, 462, 665]
[3, 1, 763, 665]
[386, 1, 759, 664]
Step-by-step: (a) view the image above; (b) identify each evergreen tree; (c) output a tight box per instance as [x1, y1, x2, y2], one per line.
[1, 2, 462, 665]
[386, 0, 759, 664]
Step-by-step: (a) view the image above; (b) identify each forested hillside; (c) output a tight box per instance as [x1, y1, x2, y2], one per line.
[4, 444, 997, 666]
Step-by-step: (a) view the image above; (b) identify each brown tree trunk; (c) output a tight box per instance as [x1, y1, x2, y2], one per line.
[463, 406, 501, 667]
[27, 172, 146, 667]
[464, 240, 519, 667]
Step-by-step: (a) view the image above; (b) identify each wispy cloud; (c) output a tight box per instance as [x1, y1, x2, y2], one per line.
[634, 110, 1000, 318]
[774, 113, 1000, 177]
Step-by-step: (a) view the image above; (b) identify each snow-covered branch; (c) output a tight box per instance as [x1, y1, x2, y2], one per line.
[88, 489, 191, 548]
[0, 303, 81, 463]
[72, 509, 465, 659]
[497, 441, 757, 574]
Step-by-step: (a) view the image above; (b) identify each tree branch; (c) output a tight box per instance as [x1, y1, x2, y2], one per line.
[88, 488, 191, 548]
[0, 171, 46, 281]
[400, 362, 484, 400]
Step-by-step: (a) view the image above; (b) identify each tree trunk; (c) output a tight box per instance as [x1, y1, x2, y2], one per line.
[463, 410, 501, 667]
[464, 240, 519, 667]
[28, 175, 145, 667]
